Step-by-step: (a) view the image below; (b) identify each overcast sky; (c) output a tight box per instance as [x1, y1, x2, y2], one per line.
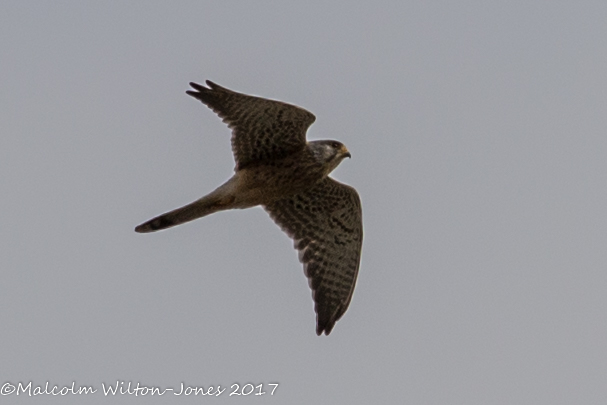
[2, 1, 607, 404]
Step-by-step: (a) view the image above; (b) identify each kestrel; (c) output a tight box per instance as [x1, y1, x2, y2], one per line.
[135, 81, 363, 335]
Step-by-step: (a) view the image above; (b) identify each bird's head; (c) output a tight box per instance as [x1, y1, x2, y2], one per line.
[309, 140, 351, 174]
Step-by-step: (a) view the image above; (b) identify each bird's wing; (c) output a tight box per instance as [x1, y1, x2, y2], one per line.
[187, 81, 316, 170]
[264, 177, 363, 335]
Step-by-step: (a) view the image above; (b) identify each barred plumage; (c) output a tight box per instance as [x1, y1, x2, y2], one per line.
[136, 80, 363, 335]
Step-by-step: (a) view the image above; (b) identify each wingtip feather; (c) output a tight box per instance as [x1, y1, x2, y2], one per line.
[206, 80, 229, 91]
[188, 81, 206, 91]
[316, 320, 335, 336]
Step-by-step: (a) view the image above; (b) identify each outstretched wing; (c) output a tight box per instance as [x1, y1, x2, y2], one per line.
[264, 177, 363, 335]
[186, 81, 316, 170]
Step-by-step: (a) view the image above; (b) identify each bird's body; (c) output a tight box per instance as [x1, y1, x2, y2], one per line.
[135, 142, 343, 231]
[135, 81, 362, 335]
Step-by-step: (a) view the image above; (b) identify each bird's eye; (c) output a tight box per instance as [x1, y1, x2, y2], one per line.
[332, 142, 340, 148]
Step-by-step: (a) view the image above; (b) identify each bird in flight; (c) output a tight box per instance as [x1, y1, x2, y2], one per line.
[135, 80, 363, 335]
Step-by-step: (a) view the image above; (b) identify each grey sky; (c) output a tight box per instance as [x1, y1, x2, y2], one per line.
[2, 1, 607, 404]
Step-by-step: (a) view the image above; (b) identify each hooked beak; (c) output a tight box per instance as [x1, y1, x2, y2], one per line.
[341, 146, 351, 158]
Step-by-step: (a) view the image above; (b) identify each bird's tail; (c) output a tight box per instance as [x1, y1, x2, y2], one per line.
[135, 181, 237, 233]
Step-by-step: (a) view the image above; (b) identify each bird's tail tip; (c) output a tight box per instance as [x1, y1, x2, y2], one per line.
[134, 215, 176, 233]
